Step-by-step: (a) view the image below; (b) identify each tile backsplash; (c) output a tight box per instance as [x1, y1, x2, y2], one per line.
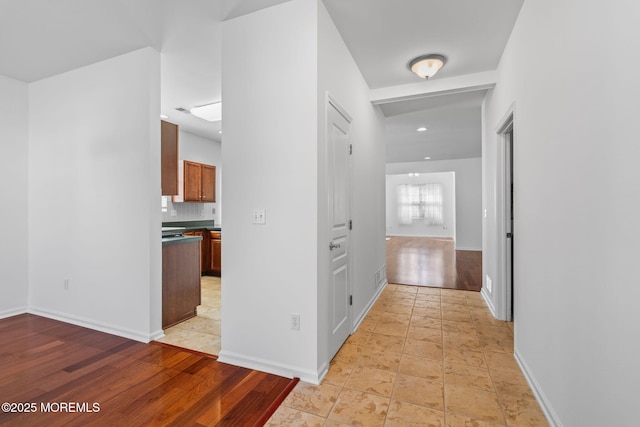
[162, 200, 216, 223]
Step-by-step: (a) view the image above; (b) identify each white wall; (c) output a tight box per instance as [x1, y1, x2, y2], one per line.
[0, 75, 29, 318]
[162, 130, 222, 225]
[220, 0, 320, 382]
[482, 1, 640, 425]
[387, 158, 482, 250]
[386, 172, 455, 240]
[219, 0, 386, 383]
[28, 48, 163, 342]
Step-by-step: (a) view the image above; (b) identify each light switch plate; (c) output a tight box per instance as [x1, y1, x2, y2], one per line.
[252, 208, 266, 224]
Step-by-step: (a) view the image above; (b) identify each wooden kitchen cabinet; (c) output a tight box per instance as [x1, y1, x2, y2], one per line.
[201, 164, 216, 202]
[162, 239, 201, 328]
[161, 120, 179, 196]
[210, 230, 221, 276]
[184, 230, 210, 275]
[179, 160, 216, 202]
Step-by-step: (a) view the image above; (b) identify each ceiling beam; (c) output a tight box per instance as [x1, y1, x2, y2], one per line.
[370, 70, 497, 105]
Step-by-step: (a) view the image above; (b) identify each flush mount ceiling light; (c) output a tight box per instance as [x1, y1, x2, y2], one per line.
[409, 54, 447, 79]
[190, 102, 222, 122]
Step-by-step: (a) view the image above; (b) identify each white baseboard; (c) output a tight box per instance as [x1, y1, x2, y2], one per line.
[217, 350, 320, 384]
[455, 246, 482, 251]
[352, 280, 387, 332]
[481, 287, 497, 318]
[28, 306, 157, 343]
[514, 349, 562, 427]
[0, 306, 27, 319]
[149, 329, 165, 341]
[217, 282, 389, 387]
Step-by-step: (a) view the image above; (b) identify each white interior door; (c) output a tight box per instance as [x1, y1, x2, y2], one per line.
[327, 98, 352, 360]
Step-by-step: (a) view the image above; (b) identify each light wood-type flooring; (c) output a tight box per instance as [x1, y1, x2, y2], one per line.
[386, 236, 483, 291]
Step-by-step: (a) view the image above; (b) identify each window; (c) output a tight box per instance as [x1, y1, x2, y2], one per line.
[398, 183, 443, 225]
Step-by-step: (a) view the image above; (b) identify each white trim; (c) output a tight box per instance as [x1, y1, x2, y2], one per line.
[352, 279, 387, 332]
[217, 350, 321, 384]
[480, 287, 497, 318]
[495, 102, 516, 134]
[370, 70, 497, 105]
[455, 246, 482, 251]
[27, 306, 158, 343]
[327, 93, 353, 124]
[0, 306, 27, 319]
[494, 102, 516, 321]
[514, 349, 563, 427]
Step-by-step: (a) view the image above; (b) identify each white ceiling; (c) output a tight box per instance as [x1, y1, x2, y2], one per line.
[0, 0, 523, 160]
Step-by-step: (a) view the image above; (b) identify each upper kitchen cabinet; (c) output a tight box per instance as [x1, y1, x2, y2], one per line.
[161, 120, 179, 196]
[173, 160, 216, 203]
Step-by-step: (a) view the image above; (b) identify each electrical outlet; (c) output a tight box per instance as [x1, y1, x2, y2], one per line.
[290, 313, 300, 330]
[486, 275, 492, 293]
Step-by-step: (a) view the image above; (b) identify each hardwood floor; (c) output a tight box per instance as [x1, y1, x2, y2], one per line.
[386, 236, 482, 291]
[0, 314, 297, 426]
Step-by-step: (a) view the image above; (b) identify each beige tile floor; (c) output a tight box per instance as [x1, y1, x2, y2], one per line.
[156, 276, 222, 355]
[267, 284, 548, 427]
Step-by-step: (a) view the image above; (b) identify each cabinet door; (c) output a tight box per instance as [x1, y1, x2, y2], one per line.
[211, 238, 221, 274]
[201, 164, 216, 202]
[161, 121, 179, 196]
[183, 161, 202, 201]
[184, 230, 207, 274]
[162, 241, 200, 328]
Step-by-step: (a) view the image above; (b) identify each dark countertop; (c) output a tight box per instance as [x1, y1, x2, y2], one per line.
[162, 220, 221, 232]
[162, 235, 202, 246]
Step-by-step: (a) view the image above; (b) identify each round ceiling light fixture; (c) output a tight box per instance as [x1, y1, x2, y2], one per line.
[409, 54, 447, 79]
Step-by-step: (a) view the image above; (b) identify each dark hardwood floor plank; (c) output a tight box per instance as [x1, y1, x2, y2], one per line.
[386, 236, 482, 291]
[0, 314, 297, 427]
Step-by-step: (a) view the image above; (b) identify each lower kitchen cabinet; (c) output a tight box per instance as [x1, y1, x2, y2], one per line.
[162, 239, 201, 328]
[210, 231, 221, 276]
[184, 230, 209, 275]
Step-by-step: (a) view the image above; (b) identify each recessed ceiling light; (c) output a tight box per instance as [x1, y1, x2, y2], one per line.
[218, 130, 222, 134]
[417, 127, 427, 132]
[424, 157, 431, 160]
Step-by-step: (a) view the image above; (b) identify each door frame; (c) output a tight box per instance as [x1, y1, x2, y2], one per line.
[325, 93, 353, 361]
[495, 104, 515, 321]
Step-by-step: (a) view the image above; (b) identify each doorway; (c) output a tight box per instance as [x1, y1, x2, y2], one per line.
[497, 112, 514, 321]
[326, 96, 353, 361]
[505, 128, 514, 321]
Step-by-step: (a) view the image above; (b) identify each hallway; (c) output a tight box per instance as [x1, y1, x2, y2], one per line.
[267, 284, 547, 426]
[386, 236, 482, 291]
